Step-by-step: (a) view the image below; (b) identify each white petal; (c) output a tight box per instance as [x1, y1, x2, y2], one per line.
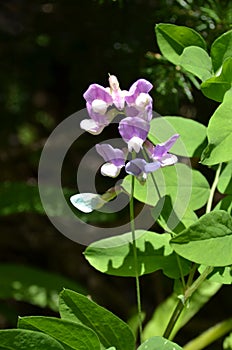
[160, 154, 178, 166]
[92, 99, 108, 114]
[70, 193, 105, 213]
[80, 119, 105, 135]
[128, 136, 144, 153]
[101, 163, 121, 177]
[135, 93, 150, 109]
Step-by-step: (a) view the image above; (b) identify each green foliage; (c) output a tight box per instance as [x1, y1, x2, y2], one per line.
[138, 336, 183, 350]
[180, 46, 212, 81]
[201, 89, 232, 165]
[171, 210, 232, 266]
[18, 316, 101, 350]
[59, 289, 135, 350]
[84, 230, 191, 278]
[148, 116, 207, 157]
[155, 24, 206, 65]
[211, 30, 232, 73]
[0, 264, 86, 312]
[0, 329, 65, 350]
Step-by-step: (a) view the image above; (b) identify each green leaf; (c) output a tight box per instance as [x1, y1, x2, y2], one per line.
[84, 230, 190, 279]
[152, 195, 198, 234]
[59, 289, 135, 350]
[215, 196, 232, 215]
[0, 264, 85, 311]
[138, 336, 183, 350]
[180, 46, 212, 81]
[224, 332, 232, 349]
[201, 58, 232, 102]
[18, 316, 101, 350]
[201, 89, 232, 165]
[155, 23, 206, 65]
[171, 210, 232, 266]
[143, 280, 221, 340]
[0, 329, 65, 350]
[211, 29, 232, 73]
[218, 162, 232, 194]
[122, 163, 210, 212]
[199, 265, 232, 284]
[148, 116, 207, 157]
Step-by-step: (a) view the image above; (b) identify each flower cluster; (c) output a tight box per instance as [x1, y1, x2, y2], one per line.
[71, 75, 179, 212]
[81, 75, 179, 180]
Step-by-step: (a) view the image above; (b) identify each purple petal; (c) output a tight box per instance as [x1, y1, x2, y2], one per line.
[144, 161, 161, 173]
[152, 134, 179, 159]
[83, 84, 113, 104]
[96, 143, 126, 167]
[119, 117, 150, 143]
[125, 159, 147, 176]
[125, 79, 153, 104]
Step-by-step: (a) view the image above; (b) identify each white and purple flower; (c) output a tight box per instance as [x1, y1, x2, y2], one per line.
[96, 143, 128, 177]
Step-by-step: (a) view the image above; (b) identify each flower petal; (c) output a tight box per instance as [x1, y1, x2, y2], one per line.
[83, 84, 113, 104]
[119, 117, 150, 150]
[96, 143, 126, 166]
[125, 158, 147, 176]
[152, 134, 179, 158]
[160, 154, 178, 167]
[101, 163, 122, 177]
[70, 193, 106, 213]
[80, 119, 106, 135]
[125, 79, 153, 104]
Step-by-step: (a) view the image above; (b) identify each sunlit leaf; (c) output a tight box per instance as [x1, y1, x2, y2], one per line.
[155, 23, 206, 65]
[59, 289, 135, 350]
[84, 230, 191, 278]
[180, 46, 212, 81]
[201, 58, 232, 102]
[218, 162, 232, 194]
[138, 336, 183, 350]
[201, 89, 232, 165]
[171, 210, 232, 266]
[211, 29, 232, 73]
[148, 116, 207, 157]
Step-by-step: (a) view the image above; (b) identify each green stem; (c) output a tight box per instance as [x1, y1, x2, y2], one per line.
[183, 318, 232, 350]
[130, 174, 143, 343]
[206, 163, 222, 213]
[163, 266, 214, 339]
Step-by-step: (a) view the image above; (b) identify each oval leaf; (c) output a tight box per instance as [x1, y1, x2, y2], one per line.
[155, 23, 206, 65]
[211, 29, 232, 72]
[180, 46, 212, 81]
[201, 57, 232, 102]
[171, 210, 232, 266]
[148, 116, 207, 157]
[59, 289, 135, 350]
[201, 88, 232, 165]
[0, 329, 65, 350]
[18, 316, 101, 350]
[138, 336, 183, 350]
[84, 230, 190, 278]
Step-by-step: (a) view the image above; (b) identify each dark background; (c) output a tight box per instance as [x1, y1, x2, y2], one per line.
[0, 0, 232, 348]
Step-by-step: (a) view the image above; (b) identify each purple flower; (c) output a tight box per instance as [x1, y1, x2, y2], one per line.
[125, 158, 161, 182]
[119, 117, 150, 153]
[96, 143, 127, 177]
[81, 75, 127, 134]
[125, 79, 153, 121]
[145, 134, 179, 166]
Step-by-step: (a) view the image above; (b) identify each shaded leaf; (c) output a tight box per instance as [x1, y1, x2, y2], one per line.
[59, 289, 135, 350]
[171, 210, 232, 266]
[148, 116, 207, 157]
[0, 329, 65, 350]
[218, 162, 232, 194]
[84, 230, 191, 279]
[0, 263, 85, 311]
[18, 316, 101, 350]
[155, 23, 206, 65]
[143, 280, 221, 340]
[199, 265, 232, 285]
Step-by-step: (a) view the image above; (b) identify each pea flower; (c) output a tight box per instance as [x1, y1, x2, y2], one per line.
[125, 79, 153, 122]
[118, 117, 150, 153]
[96, 143, 128, 177]
[125, 134, 179, 179]
[80, 75, 127, 135]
